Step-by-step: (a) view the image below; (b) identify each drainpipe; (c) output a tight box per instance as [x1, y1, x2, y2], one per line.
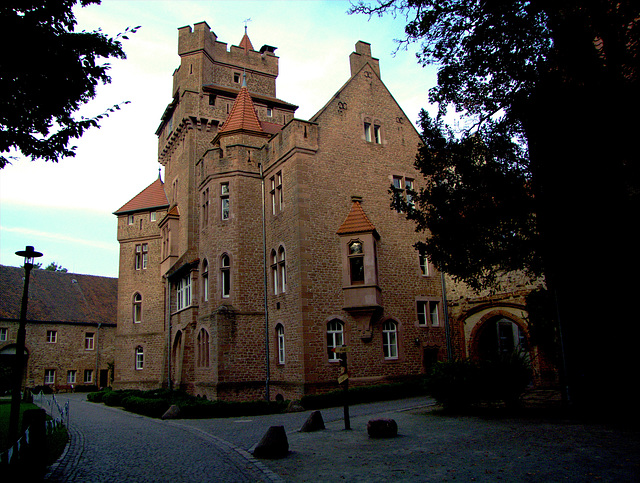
[95, 323, 102, 386]
[441, 272, 453, 361]
[166, 276, 172, 390]
[259, 162, 270, 401]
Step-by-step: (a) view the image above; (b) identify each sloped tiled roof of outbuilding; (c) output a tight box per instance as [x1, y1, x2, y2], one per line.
[0, 265, 117, 325]
[114, 177, 168, 215]
[336, 200, 378, 235]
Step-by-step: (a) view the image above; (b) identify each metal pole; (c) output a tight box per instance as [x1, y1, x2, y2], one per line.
[259, 162, 270, 401]
[441, 272, 453, 361]
[8, 258, 35, 443]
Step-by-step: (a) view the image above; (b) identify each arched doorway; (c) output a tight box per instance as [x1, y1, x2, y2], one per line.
[474, 316, 528, 360]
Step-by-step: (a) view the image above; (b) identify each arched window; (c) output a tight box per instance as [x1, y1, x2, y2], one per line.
[197, 328, 210, 367]
[135, 346, 144, 370]
[382, 320, 398, 360]
[276, 324, 285, 364]
[221, 254, 230, 298]
[327, 319, 344, 361]
[202, 259, 209, 302]
[133, 293, 142, 323]
[278, 246, 286, 293]
[271, 249, 278, 295]
[348, 240, 364, 285]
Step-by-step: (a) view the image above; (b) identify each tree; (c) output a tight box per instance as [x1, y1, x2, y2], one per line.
[354, 0, 640, 417]
[0, 0, 138, 168]
[44, 262, 68, 272]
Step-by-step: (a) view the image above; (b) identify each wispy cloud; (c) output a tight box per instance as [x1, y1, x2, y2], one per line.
[1, 226, 117, 251]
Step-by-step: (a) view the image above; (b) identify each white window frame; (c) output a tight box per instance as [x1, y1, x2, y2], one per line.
[419, 254, 430, 276]
[46, 330, 57, 343]
[221, 182, 230, 220]
[364, 121, 372, 142]
[276, 324, 285, 364]
[271, 250, 279, 295]
[84, 369, 93, 383]
[382, 320, 398, 360]
[135, 346, 144, 370]
[133, 292, 142, 323]
[128, 214, 134, 225]
[177, 275, 192, 310]
[327, 320, 344, 361]
[417, 300, 441, 327]
[202, 260, 209, 302]
[150, 212, 157, 222]
[67, 370, 77, 384]
[85, 332, 95, 351]
[44, 369, 55, 385]
[0, 327, 7, 342]
[221, 255, 230, 298]
[278, 247, 286, 294]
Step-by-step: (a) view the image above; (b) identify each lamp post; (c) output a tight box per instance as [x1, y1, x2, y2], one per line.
[8, 246, 43, 444]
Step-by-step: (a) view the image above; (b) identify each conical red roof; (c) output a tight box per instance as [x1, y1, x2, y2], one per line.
[336, 200, 377, 234]
[218, 84, 264, 135]
[239, 31, 254, 52]
[114, 177, 168, 214]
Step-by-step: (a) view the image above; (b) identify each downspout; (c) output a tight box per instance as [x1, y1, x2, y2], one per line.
[259, 162, 270, 401]
[441, 272, 453, 361]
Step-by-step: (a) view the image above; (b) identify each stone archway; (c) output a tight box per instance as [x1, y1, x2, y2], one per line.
[468, 310, 530, 361]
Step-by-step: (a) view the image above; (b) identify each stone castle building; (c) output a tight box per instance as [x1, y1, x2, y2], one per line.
[113, 22, 449, 401]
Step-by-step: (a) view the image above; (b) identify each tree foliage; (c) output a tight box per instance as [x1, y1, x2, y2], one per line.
[43, 262, 68, 272]
[0, 0, 138, 168]
[354, 0, 640, 289]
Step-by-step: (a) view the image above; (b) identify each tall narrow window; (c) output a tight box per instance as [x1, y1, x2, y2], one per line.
[135, 244, 148, 270]
[67, 370, 77, 384]
[430, 301, 440, 327]
[348, 240, 365, 285]
[405, 178, 414, 208]
[271, 250, 279, 295]
[327, 320, 344, 360]
[374, 124, 381, 144]
[364, 122, 372, 142]
[278, 246, 286, 294]
[135, 346, 144, 370]
[221, 255, 230, 298]
[417, 301, 440, 327]
[84, 369, 93, 383]
[221, 183, 230, 220]
[270, 177, 276, 215]
[276, 324, 285, 364]
[85, 333, 95, 351]
[133, 293, 142, 323]
[419, 254, 430, 276]
[197, 329, 210, 367]
[277, 172, 283, 212]
[0, 328, 7, 342]
[202, 260, 209, 302]
[382, 321, 398, 359]
[202, 188, 209, 227]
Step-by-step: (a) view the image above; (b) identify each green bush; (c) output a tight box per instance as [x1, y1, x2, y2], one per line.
[121, 396, 169, 418]
[426, 353, 532, 411]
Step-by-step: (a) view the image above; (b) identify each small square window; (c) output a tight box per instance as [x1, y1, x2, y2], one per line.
[266, 107, 273, 117]
[233, 72, 241, 83]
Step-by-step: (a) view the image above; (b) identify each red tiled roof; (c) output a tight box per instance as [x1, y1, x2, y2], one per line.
[260, 120, 285, 135]
[336, 201, 377, 234]
[239, 32, 254, 52]
[0, 265, 117, 325]
[218, 85, 264, 135]
[114, 177, 168, 215]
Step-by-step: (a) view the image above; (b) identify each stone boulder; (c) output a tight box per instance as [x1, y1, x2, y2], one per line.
[367, 418, 398, 438]
[300, 410, 325, 432]
[253, 425, 289, 459]
[161, 405, 181, 420]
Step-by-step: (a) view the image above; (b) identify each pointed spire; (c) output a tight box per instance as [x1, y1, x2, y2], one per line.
[239, 24, 254, 53]
[336, 197, 377, 235]
[218, 83, 264, 135]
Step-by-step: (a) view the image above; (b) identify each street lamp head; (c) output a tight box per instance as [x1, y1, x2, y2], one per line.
[15, 245, 43, 268]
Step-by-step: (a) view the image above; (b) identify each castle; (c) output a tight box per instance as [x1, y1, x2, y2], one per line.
[113, 22, 551, 401]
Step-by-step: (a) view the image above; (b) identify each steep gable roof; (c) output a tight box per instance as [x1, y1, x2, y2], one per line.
[0, 265, 117, 326]
[239, 29, 254, 52]
[114, 177, 168, 215]
[336, 200, 378, 235]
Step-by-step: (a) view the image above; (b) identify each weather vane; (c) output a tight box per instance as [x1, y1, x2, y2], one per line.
[243, 18, 251, 33]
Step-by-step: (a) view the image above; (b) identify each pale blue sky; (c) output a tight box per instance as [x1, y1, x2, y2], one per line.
[0, 0, 438, 277]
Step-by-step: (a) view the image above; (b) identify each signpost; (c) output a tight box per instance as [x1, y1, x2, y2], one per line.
[334, 346, 350, 430]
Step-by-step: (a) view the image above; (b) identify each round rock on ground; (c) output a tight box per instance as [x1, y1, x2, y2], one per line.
[367, 418, 398, 438]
